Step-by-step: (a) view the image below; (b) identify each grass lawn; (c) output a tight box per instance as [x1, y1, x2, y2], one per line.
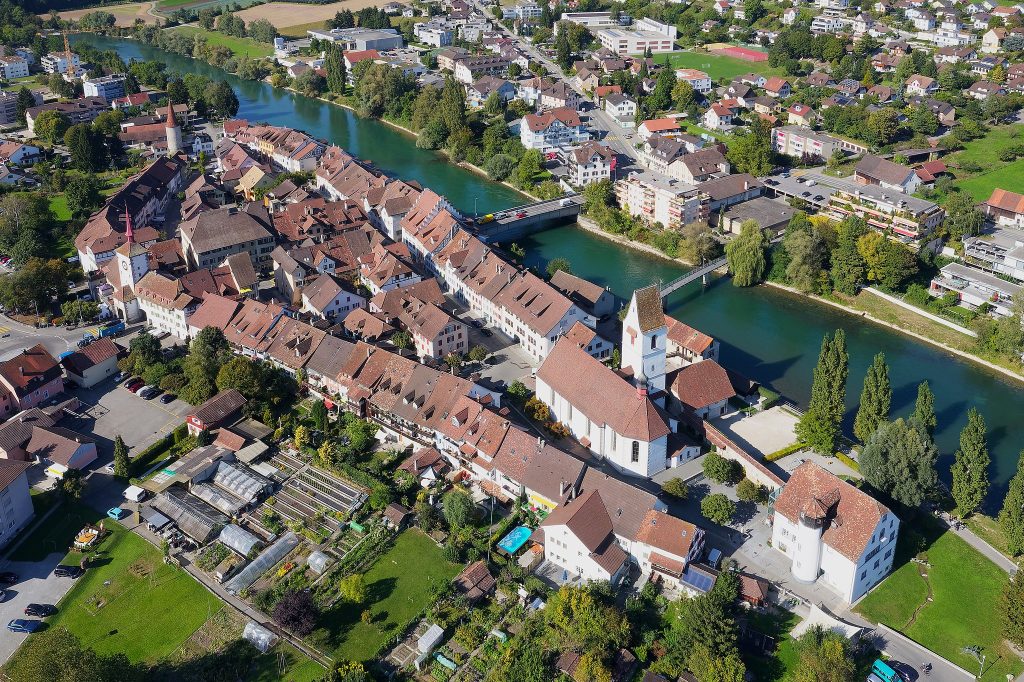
[965, 514, 1014, 560]
[48, 194, 71, 222]
[650, 51, 781, 81]
[856, 518, 1021, 681]
[949, 125, 1024, 201]
[956, 158, 1024, 202]
[173, 26, 273, 58]
[7, 499, 100, 563]
[316, 529, 461, 662]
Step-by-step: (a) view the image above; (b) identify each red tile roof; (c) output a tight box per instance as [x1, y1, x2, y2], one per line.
[774, 461, 892, 561]
[0, 344, 61, 399]
[669, 359, 735, 411]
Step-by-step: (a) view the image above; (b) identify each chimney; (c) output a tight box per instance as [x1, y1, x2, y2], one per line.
[559, 480, 567, 496]
[743, 180, 749, 191]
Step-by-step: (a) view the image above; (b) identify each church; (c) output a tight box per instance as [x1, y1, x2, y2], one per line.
[535, 285, 702, 478]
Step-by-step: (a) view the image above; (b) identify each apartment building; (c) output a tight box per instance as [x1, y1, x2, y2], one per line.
[83, 74, 128, 103]
[615, 172, 708, 229]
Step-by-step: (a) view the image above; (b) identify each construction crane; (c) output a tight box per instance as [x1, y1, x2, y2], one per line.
[62, 32, 75, 80]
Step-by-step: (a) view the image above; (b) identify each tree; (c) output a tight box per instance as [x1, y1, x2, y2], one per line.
[546, 584, 630, 652]
[338, 573, 367, 603]
[866, 107, 901, 146]
[444, 352, 463, 373]
[33, 109, 70, 144]
[272, 589, 319, 636]
[702, 451, 742, 484]
[725, 220, 768, 286]
[853, 352, 891, 442]
[662, 478, 688, 499]
[736, 478, 766, 504]
[679, 222, 722, 264]
[59, 468, 83, 500]
[515, 148, 543, 188]
[294, 425, 310, 450]
[484, 153, 517, 181]
[830, 217, 866, 294]
[792, 626, 857, 682]
[944, 191, 984, 242]
[64, 124, 104, 172]
[215, 355, 262, 398]
[546, 257, 572, 277]
[391, 330, 411, 350]
[203, 80, 239, 119]
[784, 227, 827, 293]
[64, 174, 102, 217]
[113, 435, 129, 478]
[796, 330, 848, 455]
[325, 46, 347, 95]
[672, 79, 695, 111]
[1002, 568, 1024, 648]
[247, 18, 278, 43]
[731, 119, 775, 175]
[185, 326, 231, 392]
[859, 418, 938, 507]
[442, 488, 474, 528]
[15, 87, 35, 125]
[999, 452, 1024, 556]
[912, 381, 937, 437]
[310, 400, 328, 432]
[701, 493, 737, 525]
[468, 345, 488, 362]
[951, 407, 990, 516]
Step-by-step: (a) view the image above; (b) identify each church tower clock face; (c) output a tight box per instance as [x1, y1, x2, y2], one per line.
[121, 260, 129, 270]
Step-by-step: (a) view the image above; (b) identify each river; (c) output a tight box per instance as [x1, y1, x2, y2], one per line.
[77, 34, 1024, 504]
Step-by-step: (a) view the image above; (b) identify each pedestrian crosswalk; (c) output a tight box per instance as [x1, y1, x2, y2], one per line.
[0, 326, 11, 335]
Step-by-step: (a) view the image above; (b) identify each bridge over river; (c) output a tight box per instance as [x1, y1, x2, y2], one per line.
[472, 194, 584, 242]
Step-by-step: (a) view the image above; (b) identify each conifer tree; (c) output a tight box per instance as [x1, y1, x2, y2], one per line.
[854, 352, 891, 442]
[951, 407, 990, 516]
[796, 330, 848, 454]
[912, 380, 937, 437]
[999, 452, 1024, 556]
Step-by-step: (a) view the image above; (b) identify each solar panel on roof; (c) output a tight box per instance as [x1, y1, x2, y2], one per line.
[682, 567, 715, 593]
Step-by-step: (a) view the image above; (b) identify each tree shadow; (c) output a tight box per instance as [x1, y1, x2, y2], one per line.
[733, 500, 758, 526]
[366, 576, 397, 604]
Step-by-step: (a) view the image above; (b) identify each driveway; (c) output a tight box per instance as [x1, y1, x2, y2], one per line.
[0, 553, 80, 663]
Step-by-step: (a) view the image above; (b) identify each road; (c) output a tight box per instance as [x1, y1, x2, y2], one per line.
[0, 316, 89, 362]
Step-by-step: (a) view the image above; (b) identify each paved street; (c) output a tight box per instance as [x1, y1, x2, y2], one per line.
[0, 553, 80, 663]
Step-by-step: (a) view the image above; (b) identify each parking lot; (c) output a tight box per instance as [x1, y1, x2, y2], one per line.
[450, 299, 538, 391]
[0, 553, 80, 663]
[64, 380, 191, 463]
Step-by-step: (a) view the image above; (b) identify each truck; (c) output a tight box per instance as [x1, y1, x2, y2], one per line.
[86, 321, 125, 341]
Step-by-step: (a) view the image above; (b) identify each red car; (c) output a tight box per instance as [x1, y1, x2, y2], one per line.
[516, 211, 527, 218]
[126, 379, 145, 393]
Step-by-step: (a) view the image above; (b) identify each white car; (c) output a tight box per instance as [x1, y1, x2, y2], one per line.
[137, 386, 157, 399]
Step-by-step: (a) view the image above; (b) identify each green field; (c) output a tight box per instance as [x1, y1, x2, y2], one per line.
[173, 25, 273, 58]
[856, 520, 1021, 681]
[950, 125, 1024, 201]
[4, 504, 322, 679]
[316, 529, 461, 662]
[651, 50, 781, 82]
[278, 20, 329, 38]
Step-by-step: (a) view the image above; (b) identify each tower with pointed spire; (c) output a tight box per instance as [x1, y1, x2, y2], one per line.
[110, 206, 151, 323]
[165, 102, 182, 156]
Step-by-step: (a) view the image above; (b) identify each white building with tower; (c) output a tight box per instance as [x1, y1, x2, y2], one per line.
[770, 461, 900, 603]
[106, 210, 150, 323]
[534, 286, 701, 478]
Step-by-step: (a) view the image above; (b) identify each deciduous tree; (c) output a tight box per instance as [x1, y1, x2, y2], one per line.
[442, 488, 474, 528]
[272, 589, 320, 636]
[859, 418, 938, 507]
[725, 220, 768, 287]
[701, 493, 736, 525]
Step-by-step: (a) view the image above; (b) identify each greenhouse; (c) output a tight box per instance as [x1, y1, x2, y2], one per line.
[219, 523, 262, 557]
[225, 531, 299, 595]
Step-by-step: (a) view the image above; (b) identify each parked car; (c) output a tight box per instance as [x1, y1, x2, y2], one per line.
[138, 386, 158, 399]
[159, 393, 176, 404]
[53, 565, 83, 579]
[113, 372, 127, 383]
[7, 619, 41, 634]
[107, 507, 127, 520]
[481, 329, 493, 337]
[126, 380, 145, 393]
[23, 604, 56, 618]
[0, 571, 18, 585]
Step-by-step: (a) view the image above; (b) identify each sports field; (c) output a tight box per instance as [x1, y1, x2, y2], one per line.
[652, 50, 782, 81]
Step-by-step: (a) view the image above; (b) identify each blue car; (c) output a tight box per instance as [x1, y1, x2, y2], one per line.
[7, 619, 41, 633]
[107, 507, 127, 520]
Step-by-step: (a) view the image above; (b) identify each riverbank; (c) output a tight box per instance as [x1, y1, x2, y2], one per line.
[765, 281, 1024, 385]
[576, 215, 702, 267]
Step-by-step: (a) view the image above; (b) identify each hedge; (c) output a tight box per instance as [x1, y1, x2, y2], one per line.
[834, 451, 860, 472]
[758, 386, 781, 409]
[763, 441, 807, 462]
[128, 424, 188, 476]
